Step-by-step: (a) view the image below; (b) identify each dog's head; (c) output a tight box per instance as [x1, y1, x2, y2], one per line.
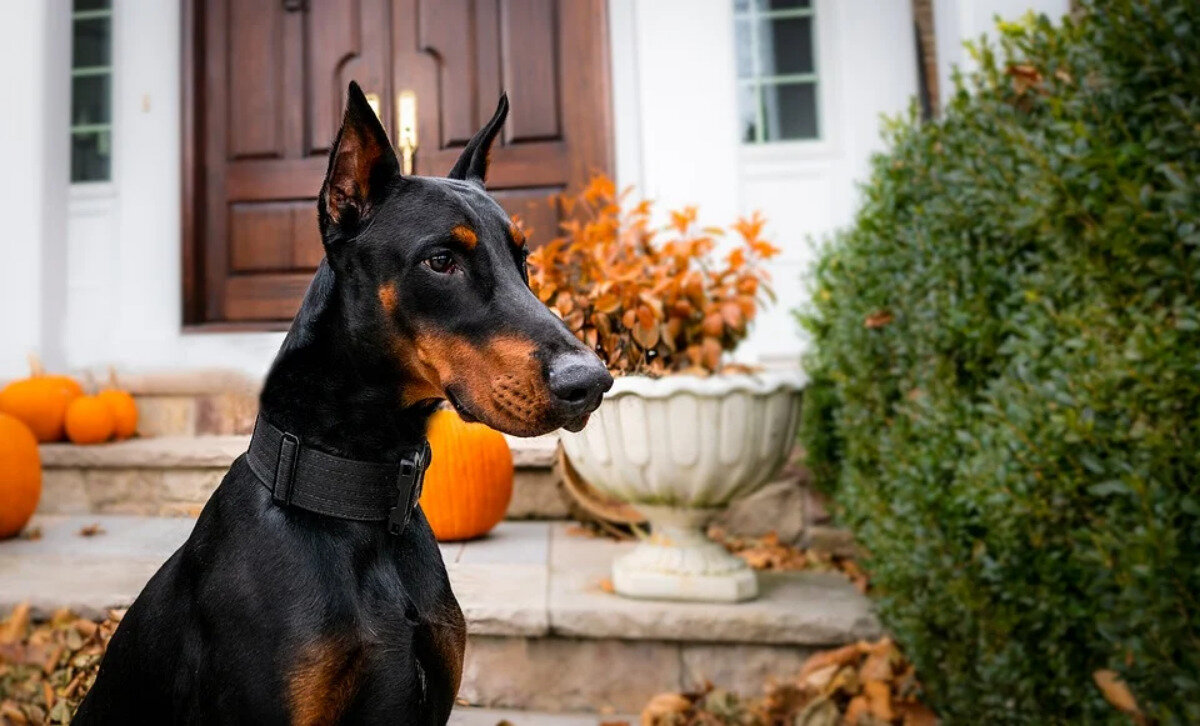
[317, 82, 611, 436]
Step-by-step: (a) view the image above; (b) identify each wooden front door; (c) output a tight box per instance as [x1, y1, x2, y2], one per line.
[183, 0, 612, 328]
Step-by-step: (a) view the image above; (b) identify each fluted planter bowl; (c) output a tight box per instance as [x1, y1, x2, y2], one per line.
[560, 370, 805, 602]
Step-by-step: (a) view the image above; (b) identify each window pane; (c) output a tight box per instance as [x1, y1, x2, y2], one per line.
[74, 0, 111, 10]
[762, 81, 817, 140]
[71, 131, 111, 183]
[737, 83, 760, 142]
[72, 74, 111, 126]
[757, 16, 814, 76]
[72, 16, 111, 67]
[734, 19, 754, 78]
[752, 0, 811, 10]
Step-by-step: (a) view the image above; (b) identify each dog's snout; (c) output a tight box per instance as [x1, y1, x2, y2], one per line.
[548, 352, 613, 414]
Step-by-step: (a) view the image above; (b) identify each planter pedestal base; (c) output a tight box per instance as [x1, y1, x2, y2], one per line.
[612, 505, 758, 603]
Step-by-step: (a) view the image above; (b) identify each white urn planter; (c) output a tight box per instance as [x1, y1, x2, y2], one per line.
[560, 370, 805, 602]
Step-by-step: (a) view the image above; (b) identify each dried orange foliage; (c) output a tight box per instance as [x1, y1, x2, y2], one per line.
[0, 604, 122, 724]
[641, 638, 938, 726]
[708, 527, 870, 594]
[1092, 669, 1144, 722]
[528, 174, 780, 375]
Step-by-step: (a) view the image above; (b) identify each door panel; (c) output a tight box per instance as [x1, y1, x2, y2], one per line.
[500, 0, 561, 143]
[229, 202, 323, 273]
[184, 0, 611, 327]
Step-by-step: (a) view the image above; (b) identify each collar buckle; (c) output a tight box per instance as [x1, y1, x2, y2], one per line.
[387, 441, 432, 535]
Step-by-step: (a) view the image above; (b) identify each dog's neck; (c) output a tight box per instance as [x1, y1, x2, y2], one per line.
[258, 261, 435, 462]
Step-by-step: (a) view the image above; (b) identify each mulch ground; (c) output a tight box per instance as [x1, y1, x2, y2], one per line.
[0, 603, 120, 724]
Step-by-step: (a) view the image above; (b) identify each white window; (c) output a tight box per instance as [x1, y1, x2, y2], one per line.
[71, 0, 113, 182]
[734, 0, 819, 143]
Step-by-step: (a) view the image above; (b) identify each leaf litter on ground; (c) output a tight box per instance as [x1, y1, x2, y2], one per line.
[639, 637, 939, 726]
[0, 603, 122, 725]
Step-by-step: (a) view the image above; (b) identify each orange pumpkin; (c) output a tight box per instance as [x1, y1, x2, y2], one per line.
[65, 395, 117, 445]
[0, 356, 83, 442]
[98, 389, 138, 439]
[0, 413, 42, 539]
[419, 409, 514, 541]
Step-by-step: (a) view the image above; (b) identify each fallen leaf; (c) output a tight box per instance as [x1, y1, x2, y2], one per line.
[843, 695, 871, 724]
[864, 310, 894, 329]
[1093, 669, 1140, 714]
[802, 663, 839, 691]
[863, 679, 895, 722]
[78, 524, 105, 537]
[797, 642, 865, 682]
[895, 701, 939, 725]
[0, 602, 31, 644]
[860, 646, 895, 682]
[795, 696, 839, 726]
[827, 665, 860, 697]
[640, 692, 691, 726]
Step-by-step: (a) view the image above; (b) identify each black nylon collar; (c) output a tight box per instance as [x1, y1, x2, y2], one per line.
[246, 416, 431, 534]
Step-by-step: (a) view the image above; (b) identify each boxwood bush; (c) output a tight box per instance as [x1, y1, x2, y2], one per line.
[798, 1, 1199, 722]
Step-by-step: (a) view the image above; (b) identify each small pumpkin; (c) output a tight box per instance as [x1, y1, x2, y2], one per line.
[65, 395, 117, 445]
[0, 355, 83, 442]
[98, 389, 138, 439]
[419, 408, 514, 541]
[0, 412, 42, 539]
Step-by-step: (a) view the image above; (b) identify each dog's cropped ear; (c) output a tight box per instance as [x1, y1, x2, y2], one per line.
[319, 82, 399, 234]
[447, 93, 508, 185]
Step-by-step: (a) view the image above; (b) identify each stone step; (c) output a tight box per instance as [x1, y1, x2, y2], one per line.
[0, 517, 879, 715]
[36, 434, 568, 520]
[449, 707, 637, 725]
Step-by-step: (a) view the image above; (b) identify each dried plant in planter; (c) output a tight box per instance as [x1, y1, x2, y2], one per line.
[527, 175, 779, 376]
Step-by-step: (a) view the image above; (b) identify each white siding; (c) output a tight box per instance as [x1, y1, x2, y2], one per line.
[0, 0, 1074, 380]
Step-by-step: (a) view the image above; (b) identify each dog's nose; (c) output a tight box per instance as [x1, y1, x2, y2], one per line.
[548, 351, 613, 414]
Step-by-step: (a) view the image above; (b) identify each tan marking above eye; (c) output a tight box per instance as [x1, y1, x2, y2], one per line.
[378, 284, 397, 314]
[450, 225, 478, 249]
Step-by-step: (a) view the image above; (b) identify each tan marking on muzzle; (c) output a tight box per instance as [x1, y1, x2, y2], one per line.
[414, 332, 552, 436]
[376, 287, 447, 406]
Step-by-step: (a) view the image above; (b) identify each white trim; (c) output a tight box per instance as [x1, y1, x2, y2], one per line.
[608, 369, 807, 398]
[68, 181, 117, 201]
[607, 0, 646, 193]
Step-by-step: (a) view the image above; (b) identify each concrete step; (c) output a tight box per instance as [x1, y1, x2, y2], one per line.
[36, 434, 569, 520]
[0, 517, 879, 715]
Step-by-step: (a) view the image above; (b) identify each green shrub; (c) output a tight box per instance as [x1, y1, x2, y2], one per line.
[798, 1, 1200, 722]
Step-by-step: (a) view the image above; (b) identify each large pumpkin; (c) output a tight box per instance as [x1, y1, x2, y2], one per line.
[0, 357, 82, 443]
[419, 409, 514, 541]
[0, 413, 42, 539]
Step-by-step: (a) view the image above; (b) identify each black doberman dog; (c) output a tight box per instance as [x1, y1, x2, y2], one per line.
[73, 83, 612, 725]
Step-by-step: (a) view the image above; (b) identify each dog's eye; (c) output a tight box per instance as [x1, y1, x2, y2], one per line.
[424, 253, 457, 274]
